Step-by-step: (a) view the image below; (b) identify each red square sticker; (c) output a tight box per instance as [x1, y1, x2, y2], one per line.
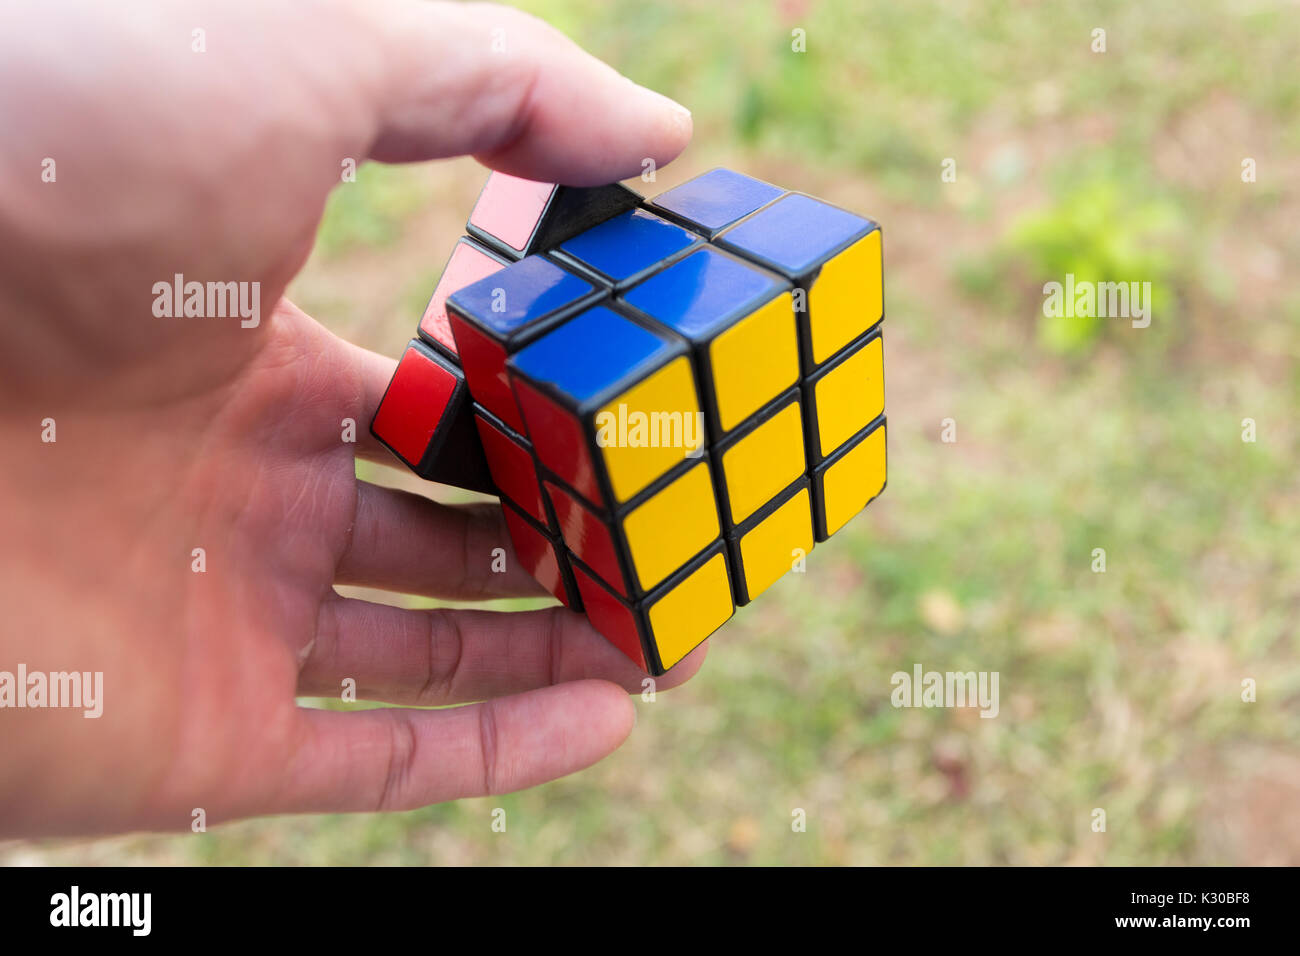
[371, 345, 459, 467]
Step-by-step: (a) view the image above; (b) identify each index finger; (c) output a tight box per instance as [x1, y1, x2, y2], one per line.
[360, 0, 692, 183]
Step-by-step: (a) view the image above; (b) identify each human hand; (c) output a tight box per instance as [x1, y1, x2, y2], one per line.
[0, 0, 697, 837]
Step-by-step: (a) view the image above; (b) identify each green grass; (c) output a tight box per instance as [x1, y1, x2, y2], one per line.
[10, 0, 1299, 866]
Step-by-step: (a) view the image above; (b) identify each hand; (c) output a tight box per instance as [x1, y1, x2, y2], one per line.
[0, 0, 697, 837]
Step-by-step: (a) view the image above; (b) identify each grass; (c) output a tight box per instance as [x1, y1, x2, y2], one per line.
[8, 0, 1299, 866]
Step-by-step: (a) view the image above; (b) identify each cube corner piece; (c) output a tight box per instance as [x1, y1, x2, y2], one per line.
[369, 339, 494, 494]
[446, 255, 606, 433]
[715, 192, 884, 375]
[465, 171, 641, 260]
[571, 542, 735, 676]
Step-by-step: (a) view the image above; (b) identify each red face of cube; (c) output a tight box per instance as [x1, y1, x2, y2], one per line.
[544, 479, 627, 597]
[419, 241, 507, 356]
[475, 412, 550, 530]
[500, 505, 574, 610]
[570, 562, 647, 670]
[511, 377, 601, 504]
[451, 316, 526, 432]
[370, 344, 460, 467]
[468, 173, 556, 255]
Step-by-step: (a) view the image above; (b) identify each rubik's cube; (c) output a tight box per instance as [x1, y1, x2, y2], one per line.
[371, 168, 886, 675]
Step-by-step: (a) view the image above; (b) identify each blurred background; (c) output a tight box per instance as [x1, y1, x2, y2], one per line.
[7, 0, 1299, 864]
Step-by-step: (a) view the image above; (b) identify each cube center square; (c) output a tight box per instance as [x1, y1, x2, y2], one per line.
[498, 496, 581, 611]
[446, 255, 603, 432]
[509, 304, 705, 509]
[473, 405, 553, 532]
[553, 208, 701, 289]
[715, 388, 807, 528]
[717, 193, 883, 373]
[621, 246, 799, 438]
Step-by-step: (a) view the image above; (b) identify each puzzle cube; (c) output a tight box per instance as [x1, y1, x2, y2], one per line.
[369, 166, 887, 677]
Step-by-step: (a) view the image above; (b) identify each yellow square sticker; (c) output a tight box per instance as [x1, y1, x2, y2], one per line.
[648, 552, 734, 669]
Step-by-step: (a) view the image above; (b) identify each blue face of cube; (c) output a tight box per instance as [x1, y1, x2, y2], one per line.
[649, 169, 784, 234]
[558, 209, 698, 285]
[717, 194, 877, 277]
[621, 247, 788, 341]
[510, 305, 677, 404]
[447, 255, 595, 338]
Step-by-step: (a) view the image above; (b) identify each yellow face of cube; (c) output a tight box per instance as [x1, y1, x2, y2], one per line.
[719, 400, 805, 525]
[620, 461, 719, 591]
[709, 291, 799, 433]
[821, 424, 887, 537]
[648, 551, 734, 670]
[814, 335, 884, 458]
[597, 356, 704, 503]
[738, 487, 814, 601]
[809, 230, 883, 365]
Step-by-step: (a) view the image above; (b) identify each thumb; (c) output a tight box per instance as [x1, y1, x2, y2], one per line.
[358, 0, 692, 185]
